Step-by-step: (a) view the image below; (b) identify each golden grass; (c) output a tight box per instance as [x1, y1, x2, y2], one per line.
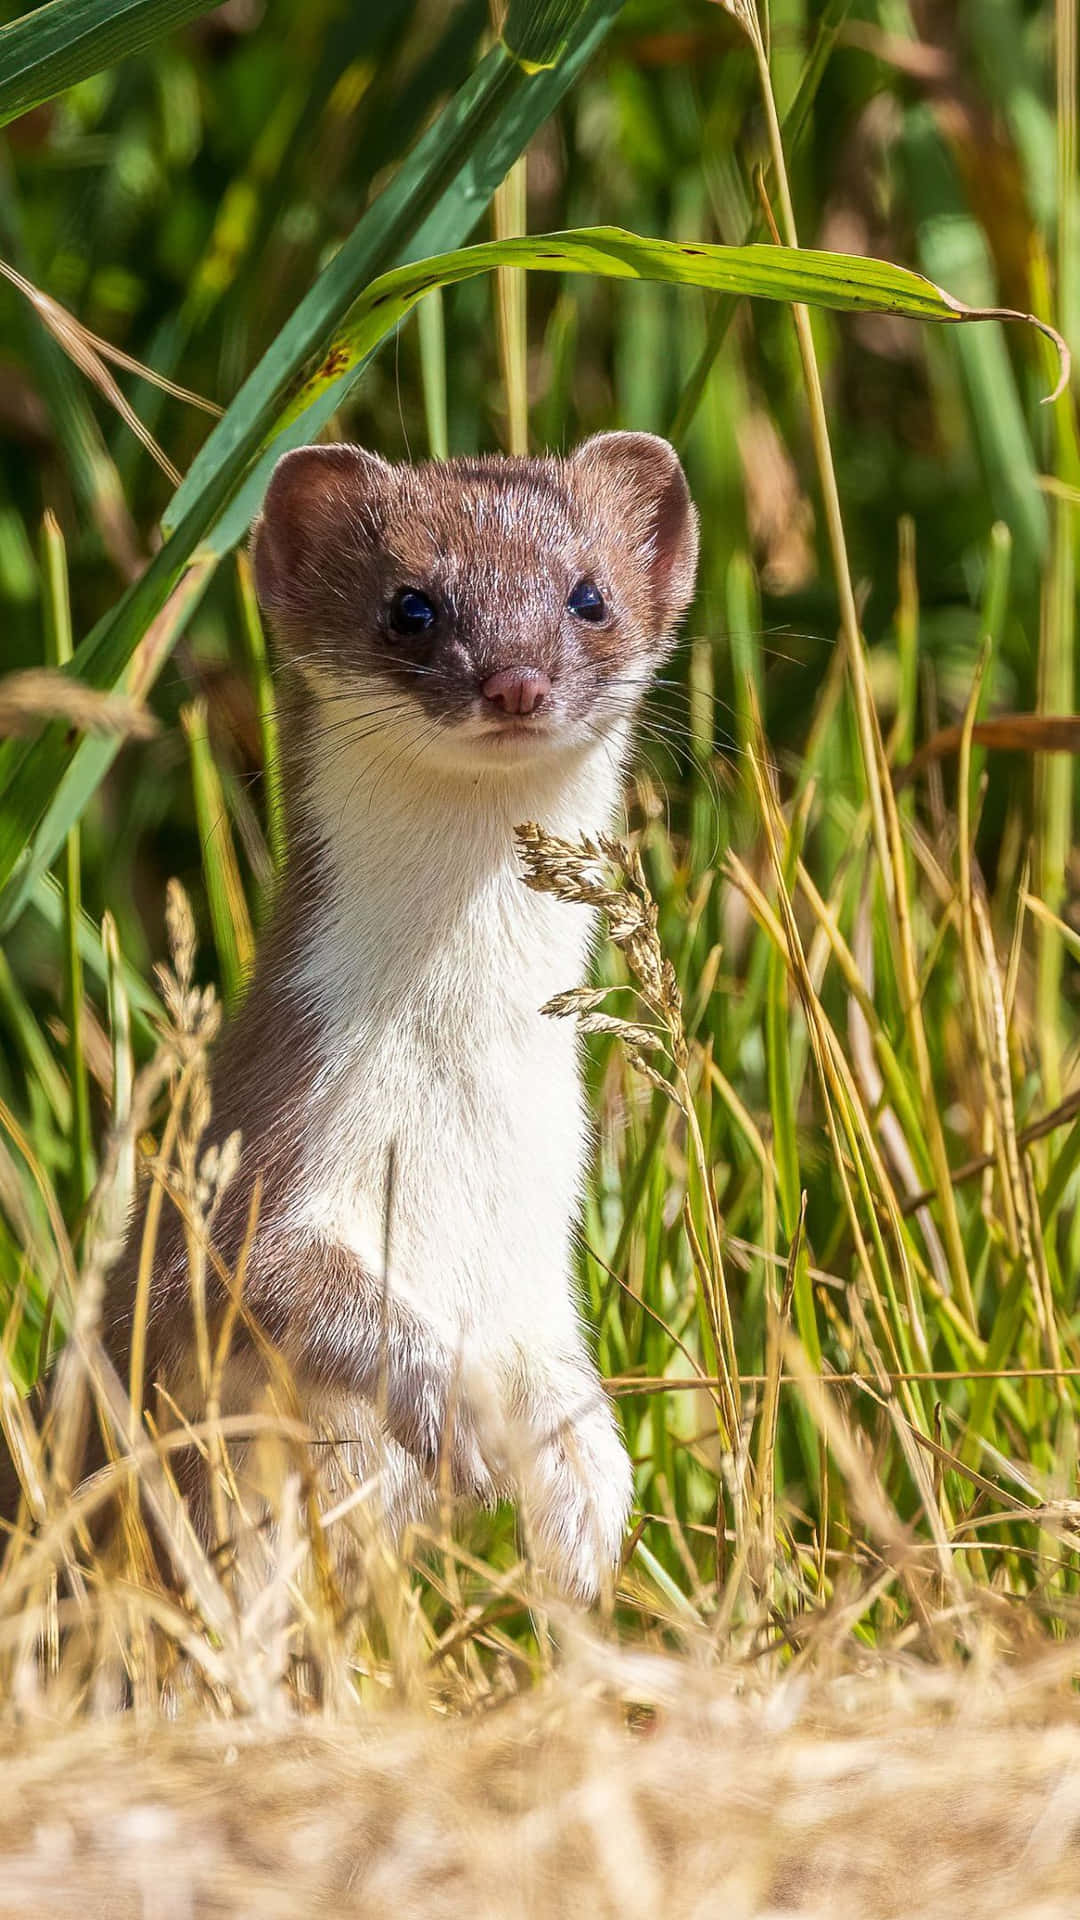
[0, 668, 159, 742]
[3, 836, 1080, 1917]
[3, 1642, 1080, 1918]
[4, 1, 1080, 1909]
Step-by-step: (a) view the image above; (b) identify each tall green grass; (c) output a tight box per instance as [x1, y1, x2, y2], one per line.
[1, 0, 1079, 1686]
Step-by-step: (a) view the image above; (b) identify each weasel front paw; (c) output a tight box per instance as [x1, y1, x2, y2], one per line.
[509, 1368, 634, 1603]
[384, 1367, 496, 1506]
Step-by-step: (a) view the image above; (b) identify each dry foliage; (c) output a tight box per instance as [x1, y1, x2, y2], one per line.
[3, 1646, 1080, 1918]
[3, 845, 1080, 1917]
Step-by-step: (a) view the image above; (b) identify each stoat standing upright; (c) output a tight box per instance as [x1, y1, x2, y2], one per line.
[100, 432, 698, 1600]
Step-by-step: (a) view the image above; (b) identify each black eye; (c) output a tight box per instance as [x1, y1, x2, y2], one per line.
[389, 588, 437, 637]
[567, 579, 606, 622]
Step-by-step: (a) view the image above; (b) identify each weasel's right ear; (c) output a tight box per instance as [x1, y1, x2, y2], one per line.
[252, 443, 392, 624]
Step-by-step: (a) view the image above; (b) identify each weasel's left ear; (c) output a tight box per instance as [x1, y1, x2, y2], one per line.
[572, 431, 699, 634]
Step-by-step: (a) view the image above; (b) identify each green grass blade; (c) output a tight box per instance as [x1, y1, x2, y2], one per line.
[182, 699, 254, 1011]
[0, 558, 216, 933]
[0, 948, 70, 1133]
[535, 291, 578, 446]
[275, 230, 1045, 452]
[32, 874, 161, 1042]
[670, 0, 854, 442]
[99, 908, 135, 1242]
[902, 100, 1049, 567]
[725, 549, 762, 787]
[766, 940, 800, 1250]
[236, 552, 286, 882]
[0, 0, 221, 129]
[494, 156, 530, 453]
[1032, 74, 1080, 1103]
[418, 289, 449, 462]
[1041, 1107, 1080, 1228]
[40, 511, 93, 1216]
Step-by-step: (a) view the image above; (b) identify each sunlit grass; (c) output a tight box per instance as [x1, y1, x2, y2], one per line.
[0, 1, 1079, 1901]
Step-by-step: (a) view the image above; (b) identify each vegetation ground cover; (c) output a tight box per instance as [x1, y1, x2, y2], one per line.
[0, 2, 1079, 1908]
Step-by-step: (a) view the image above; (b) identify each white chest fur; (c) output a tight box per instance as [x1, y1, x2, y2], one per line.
[286, 687, 629, 1362]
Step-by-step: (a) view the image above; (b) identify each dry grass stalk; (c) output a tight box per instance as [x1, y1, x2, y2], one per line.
[0, 255, 220, 488]
[6, 1642, 1080, 1918]
[516, 821, 741, 1457]
[0, 833, 1077, 1914]
[0, 669, 158, 741]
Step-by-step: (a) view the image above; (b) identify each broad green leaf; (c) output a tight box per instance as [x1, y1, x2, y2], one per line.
[276, 228, 1065, 446]
[0, 0, 221, 129]
[500, 0, 592, 67]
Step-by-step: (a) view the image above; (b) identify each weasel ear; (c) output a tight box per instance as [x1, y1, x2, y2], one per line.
[571, 431, 698, 634]
[252, 443, 392, 621]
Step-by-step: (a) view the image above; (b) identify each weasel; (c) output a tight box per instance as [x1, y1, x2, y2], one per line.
[35, 433, 699, 1600]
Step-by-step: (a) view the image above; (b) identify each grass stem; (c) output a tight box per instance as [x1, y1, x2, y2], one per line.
[40, 511, 93, 1221]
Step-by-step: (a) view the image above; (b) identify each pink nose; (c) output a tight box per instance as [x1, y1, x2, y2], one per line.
[481, 668, 551, 716]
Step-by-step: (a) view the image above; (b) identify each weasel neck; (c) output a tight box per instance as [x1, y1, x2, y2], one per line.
[281, 700, 632, 1057]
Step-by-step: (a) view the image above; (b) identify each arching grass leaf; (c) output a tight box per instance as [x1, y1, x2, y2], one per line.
[0, 190, 1066, 935]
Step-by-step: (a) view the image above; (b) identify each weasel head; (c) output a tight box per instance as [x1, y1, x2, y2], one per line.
[252, 434, 698, 777]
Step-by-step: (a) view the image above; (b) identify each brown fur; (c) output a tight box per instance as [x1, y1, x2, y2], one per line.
[253, 436, 697, 728]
